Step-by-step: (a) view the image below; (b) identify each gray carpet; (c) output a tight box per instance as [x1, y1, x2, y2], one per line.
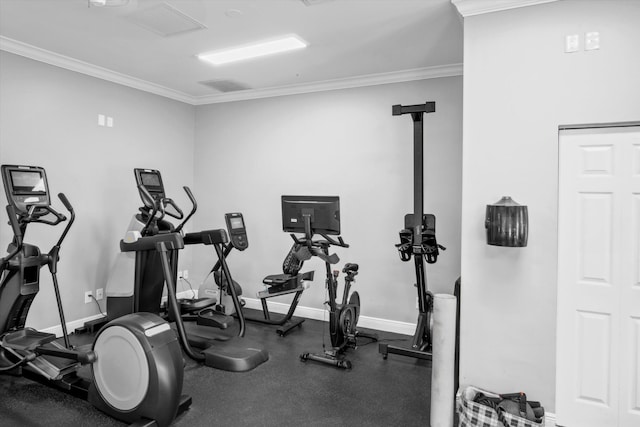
[0, 312, 432, 426]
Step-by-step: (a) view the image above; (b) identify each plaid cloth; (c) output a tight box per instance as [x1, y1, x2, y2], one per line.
[456, 386, 545, 427]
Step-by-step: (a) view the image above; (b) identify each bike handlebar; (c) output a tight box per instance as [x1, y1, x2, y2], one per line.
[290, 232, 349, 249]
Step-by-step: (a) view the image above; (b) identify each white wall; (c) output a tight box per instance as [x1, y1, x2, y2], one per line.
[460, 0, 640, 412]
[192, 78, 462, 325]
[0, 51, 196, 330]
[0, 51, 462, 333]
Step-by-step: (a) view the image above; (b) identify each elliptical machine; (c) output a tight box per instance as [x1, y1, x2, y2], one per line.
[378, 103, 446, 361]
[0, 164, 189, 426]
[276, 195, 375, 369]
[105, 168, 268, 372]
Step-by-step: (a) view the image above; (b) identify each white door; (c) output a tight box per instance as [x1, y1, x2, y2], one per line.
[556, 125, 640, 427]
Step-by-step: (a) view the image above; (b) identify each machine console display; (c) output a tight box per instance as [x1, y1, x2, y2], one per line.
[1, 165, 51, 213]
[134, 168, 166, 208]
[224, 212, 248, 251]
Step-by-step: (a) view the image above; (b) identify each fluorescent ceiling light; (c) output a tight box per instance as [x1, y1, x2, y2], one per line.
[198, 35, 307, 66]
[88, 0, 130, 6]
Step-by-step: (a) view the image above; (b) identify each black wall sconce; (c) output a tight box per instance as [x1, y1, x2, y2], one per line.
[485, 196, 528, 247]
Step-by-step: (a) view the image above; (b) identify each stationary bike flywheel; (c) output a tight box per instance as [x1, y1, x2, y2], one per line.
[340, 292, 360, 339]
[348, 291, 361, 324]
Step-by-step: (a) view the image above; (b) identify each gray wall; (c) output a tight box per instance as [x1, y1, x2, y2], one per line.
[460, 0, 640, 412]
[0, 50, 462, 333]
[0, 51, 196, 329]
[192, 78, 462, 326]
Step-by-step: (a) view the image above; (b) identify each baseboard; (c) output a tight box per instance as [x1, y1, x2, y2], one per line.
[242, 297, 416, 336]
[41, 291, 195, 337]
[41, 292, 415, 337]
[545, 412, 556, 427]
[41, 313, 106, 337]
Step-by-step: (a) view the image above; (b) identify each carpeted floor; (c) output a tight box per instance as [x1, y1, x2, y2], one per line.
[0, 311, 433, 426]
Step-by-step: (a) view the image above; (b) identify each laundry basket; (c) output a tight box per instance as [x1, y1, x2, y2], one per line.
[456, 385, 545, 427]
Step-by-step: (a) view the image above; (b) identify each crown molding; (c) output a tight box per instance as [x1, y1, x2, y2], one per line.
[0, 36, 194, 104]
[1, 35, 462, 106]
[451, 0, 558, 17]
[191, 64, 463, 105]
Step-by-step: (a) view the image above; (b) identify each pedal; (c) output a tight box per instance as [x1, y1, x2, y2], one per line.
[196, 308, 233, 329]
[179, 297, 217, 313]
[2, 328, 56, 351]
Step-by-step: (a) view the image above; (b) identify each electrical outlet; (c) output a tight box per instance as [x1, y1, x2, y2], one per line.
[96, 288, 104, 300]
[416, 297, 419, 310]
[183, 270, 189, 279]
[85, 291, 93, 304]
[177, 270, 183, 280]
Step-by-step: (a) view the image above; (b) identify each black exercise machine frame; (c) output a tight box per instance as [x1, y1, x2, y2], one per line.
[209, 214, 313, 337]
[0, 165, 190, 426]
[379, 102, 444, 362]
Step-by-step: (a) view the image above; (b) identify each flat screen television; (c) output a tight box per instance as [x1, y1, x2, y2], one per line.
[281, 195, 340, 238]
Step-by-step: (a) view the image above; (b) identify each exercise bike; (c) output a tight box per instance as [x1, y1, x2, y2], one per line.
[202, 212, 315, 337]
[0, 164, 189, 426]
[278, 195, 376, 369]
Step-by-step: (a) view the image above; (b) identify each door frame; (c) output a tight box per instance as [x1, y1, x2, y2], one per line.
[556, 121, 640, 427]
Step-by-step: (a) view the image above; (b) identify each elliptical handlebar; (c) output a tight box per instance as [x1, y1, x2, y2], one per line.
[6, 204, 22, 244]
[138, 184, 162, 236]
[0, 205, 23, 270]
[54, 193, 74, 249]
[161, 198, 183, 220]
[24, 204, 66, 226]
[174, 186, 196, 234]
[137, 184, 197, 236]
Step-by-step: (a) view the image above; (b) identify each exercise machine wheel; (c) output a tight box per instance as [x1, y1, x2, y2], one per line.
[89, 312, 186, 427]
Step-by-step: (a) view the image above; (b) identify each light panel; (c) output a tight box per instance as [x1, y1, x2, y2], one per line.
[198, 35, 307, 66]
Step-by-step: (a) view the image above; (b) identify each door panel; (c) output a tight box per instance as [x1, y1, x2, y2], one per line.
[578, 193, 612, 284]
[620, 139, 640, 426]
[575, 310, 611, 406]
[557, 126, 640, 427]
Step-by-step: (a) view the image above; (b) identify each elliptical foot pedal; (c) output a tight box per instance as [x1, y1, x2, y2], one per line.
[196, 308, 233, 329]
[2, 328, 56, 350]
[179, 297, 217, 313]
[202, 343, 268, 372]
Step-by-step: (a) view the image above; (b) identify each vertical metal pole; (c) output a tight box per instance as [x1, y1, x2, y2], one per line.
[411, 112, 428, 318]
[51, 272, 71, 349]
[412, 111, 424, 245]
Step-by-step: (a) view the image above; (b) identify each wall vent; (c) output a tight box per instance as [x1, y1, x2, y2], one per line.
[300, 0, 335, 6]
[125, 2, 206, 37]
[199, 79, 251, 93]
